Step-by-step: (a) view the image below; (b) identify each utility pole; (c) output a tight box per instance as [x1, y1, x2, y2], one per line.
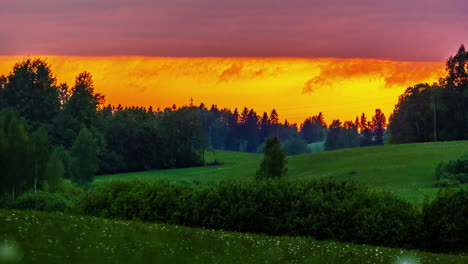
[433, 95, 437, 142]
[201, 109, 205, 164]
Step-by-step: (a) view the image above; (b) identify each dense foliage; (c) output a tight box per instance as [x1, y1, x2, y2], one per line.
[421, 188, 468, 252]
[75, 180, 413, 249]
[0, 109, 64, 199]
[74, 180, 467, 253]
[390, 45, 468, 143]
[12, 191, 70, 212]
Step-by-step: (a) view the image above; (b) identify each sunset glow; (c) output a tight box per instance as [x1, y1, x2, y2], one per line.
[0, 56, 446, 123]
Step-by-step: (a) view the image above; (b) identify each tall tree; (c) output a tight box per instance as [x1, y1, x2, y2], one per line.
[325, 120, 343, 150]
[301, 112, 327, 143]
[209, 118, 228, 150]
[65, 71, 104, 128]
[57, 83, 71, 108]
[372, 109, 386, 145]
[256, 136, 287, 180]
[2, 59, 60, 126]
[269, 109, 279, 125]
[30, 127, 53, 192]
[388, 84, 437, 143]
[359, 113, 373, 146]
[260, 112, 270, 141]
[442, 44, 468, 89]
[0, 109, 32, 199]
[44, 149, 64, 192]
[70, 127, 99, 185]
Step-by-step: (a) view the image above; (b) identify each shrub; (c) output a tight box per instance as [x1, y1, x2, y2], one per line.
[13, 191, 70, 212]
[0, 194, 14, 209]
[435, 155, 468, 187]
[75, 179, 419, 249]
[421, 188, 468, 253]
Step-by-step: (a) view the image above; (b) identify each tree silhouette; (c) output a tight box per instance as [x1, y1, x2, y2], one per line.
[372, 109, 386, 145]
[2, 59, 60, 127]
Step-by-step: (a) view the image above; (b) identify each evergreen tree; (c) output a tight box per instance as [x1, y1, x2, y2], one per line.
[256, 136, 287, 179]
[359, 113, 373, 146]
[260, 112, 270, 141]
[372, 109, 386, 145]
[269, 109, 279, 124]
[70, 127, 99, 185]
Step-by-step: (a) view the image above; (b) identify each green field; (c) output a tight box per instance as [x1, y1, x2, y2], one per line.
[1, 209, 466, 264]
[96, 141, 468, 203]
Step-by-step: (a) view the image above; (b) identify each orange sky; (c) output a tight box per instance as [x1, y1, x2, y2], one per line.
[0, 56, 446, 124]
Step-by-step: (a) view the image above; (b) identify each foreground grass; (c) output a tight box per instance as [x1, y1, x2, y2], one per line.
[95, 141, 468, 203]
[0, 210, 466, 264]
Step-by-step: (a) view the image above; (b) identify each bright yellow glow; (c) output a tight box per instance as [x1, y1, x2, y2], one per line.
[0, 56, 446, 124]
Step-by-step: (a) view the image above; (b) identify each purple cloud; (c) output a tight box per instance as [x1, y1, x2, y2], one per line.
[1, 0, 467, 60]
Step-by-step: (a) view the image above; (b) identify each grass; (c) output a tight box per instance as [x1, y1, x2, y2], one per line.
[96, 141, 468, 203]
[1, 209, 466, 264]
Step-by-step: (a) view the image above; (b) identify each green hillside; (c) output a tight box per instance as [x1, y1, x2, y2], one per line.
[95, 141, 468, 203]
[1, 210, 465, 264]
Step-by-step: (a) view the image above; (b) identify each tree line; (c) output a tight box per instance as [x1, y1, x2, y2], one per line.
[0, 58, 391, 191]
[10, 43, 468, 193]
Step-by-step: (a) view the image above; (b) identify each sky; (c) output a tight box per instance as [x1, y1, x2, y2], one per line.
[1, 0, 466, 123]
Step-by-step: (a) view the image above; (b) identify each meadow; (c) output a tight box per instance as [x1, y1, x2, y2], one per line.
[95, 141, 468, 203]
[1, 209, 466, 264]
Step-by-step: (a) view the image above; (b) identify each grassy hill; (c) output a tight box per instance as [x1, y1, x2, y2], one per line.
[95, 141, 468, 203]
[1, 209, 466, 264]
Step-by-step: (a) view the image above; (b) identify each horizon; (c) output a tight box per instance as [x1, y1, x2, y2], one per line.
[0, 55, 447, 124]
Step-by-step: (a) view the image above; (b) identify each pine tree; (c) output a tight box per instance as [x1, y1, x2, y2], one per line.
[372, 109, 386, 145]
[360, 113, 373, 146]
[256, 136, 287, 179]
